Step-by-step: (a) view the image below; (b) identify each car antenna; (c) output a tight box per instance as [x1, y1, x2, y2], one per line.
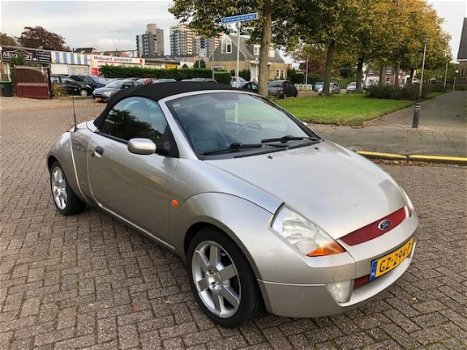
[71, 91, 78, 132]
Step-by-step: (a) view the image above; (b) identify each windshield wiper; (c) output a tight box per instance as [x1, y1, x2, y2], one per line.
[261, 135, 320, 144]
[202, 143, 263, 156]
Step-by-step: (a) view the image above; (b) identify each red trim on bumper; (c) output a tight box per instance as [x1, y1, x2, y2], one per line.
[340, 207, 406, 246]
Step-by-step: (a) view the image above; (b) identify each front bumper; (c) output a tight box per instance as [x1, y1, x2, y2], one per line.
[258, 241, 416, 317]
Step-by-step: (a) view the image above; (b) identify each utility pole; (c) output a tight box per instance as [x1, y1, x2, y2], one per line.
[419, 40, 427, 99]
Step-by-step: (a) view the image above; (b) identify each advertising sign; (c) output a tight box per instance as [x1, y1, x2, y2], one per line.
[1, 46, 51, 64]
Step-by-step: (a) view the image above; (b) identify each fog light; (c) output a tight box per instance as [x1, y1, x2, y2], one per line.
[326, 280, 352, 303]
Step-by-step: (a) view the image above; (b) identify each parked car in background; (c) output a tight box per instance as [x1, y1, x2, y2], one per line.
[47, 82, 418, 328]
[346, 82, 357, 93]
[314, 81, 324, 92]
[51, 75, 93, 96]
[239, 81, 259, 93]
[69, 75, 108, 90]
[153, 79, 177, 83]
[346, 82, 366, 93]
[230, 76, 247, 87]
[318, 82, 340, 95]
[92, 79, 141, 102]
[268, 80, 298, 98]
[137, 78, 153, 85]
[181, 78, 217, 83]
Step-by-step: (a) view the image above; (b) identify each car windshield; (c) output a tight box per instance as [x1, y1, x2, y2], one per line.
[269, 81, 282, 87]
[167, 92, 319, 157]
[91, 76, 108, 84]
[105, 80, 124, 88]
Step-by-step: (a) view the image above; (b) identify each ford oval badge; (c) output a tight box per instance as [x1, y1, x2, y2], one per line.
[378, 219, 391, 230]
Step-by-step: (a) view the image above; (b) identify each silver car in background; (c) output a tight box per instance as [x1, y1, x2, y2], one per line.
[47, 83, 418, 327]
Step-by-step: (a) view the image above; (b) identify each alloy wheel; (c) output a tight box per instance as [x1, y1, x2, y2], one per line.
[191, 241, 241, 318]
[51, 166, 67, 210]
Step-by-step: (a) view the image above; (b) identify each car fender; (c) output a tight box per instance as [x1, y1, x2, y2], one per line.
[171, 192, 355, 284]
[47, 132, 89, 204]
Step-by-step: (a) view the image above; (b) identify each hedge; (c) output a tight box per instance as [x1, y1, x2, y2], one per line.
[99, 65, 231, 85]
[365, 83, 430, 101]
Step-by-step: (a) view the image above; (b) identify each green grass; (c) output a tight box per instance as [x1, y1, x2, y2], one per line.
[275, 94, 413, 126]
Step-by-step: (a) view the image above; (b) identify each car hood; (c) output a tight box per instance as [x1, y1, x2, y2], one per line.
[93, 87, 119, 94]
[206, 140, 406, 239]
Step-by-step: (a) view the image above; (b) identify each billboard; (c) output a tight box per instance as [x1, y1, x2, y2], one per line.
[1, 46, 51, 64]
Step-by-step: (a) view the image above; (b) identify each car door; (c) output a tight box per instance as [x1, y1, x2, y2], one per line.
[87, 96, 179, 245]
[285, 81, 295, 96]
[62, 77, 79, 94]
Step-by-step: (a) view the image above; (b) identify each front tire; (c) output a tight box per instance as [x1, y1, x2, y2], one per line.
[80, 89, 88, 97]
[50, 162, 85, 215]
[187, 228, 260, 328]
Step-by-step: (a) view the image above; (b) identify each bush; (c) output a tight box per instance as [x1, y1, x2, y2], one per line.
[239, 69, 250, 81]
[51, 84, 67, 97]
[99, 65, 230, 85]
[430, 83, 447, 92]
[365, 83, 431, 100]
[287, 69, 305, 84]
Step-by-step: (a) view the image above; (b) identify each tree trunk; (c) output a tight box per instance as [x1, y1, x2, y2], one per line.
[409, 69, 415, 83]
[258, 0, 272, 97]
[323, 39, 336, 96]
[356, 55, 364, 92]
[378, 64, 385, 86]
[394, 61, 401, 87]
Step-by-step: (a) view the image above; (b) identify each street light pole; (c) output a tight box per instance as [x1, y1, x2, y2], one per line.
[236, 22, 241, 87]
[453, 70, 459, 91]
[305, 57, 309, 87]
[443, 57, 449, 88]
[419, 40, 427, 99]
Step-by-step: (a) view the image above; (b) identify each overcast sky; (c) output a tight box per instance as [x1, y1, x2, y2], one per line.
[1, 0, 466, 61]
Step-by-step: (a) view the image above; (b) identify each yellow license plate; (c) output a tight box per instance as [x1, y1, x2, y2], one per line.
[370, 238, 414, 280]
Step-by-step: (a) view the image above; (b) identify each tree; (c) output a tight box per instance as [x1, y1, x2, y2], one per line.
[274, 0, 361, 95]
[169, 0, 274, 96]
[18, 26, 70, 51]
[393, 0, 450, 81]
[0, 32, 16, 46]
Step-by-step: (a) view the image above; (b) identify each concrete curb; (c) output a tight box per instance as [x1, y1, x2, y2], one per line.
[356, 150, 467, 165]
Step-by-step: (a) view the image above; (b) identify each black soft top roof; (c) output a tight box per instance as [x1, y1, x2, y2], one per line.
[94, 82, 237, 128]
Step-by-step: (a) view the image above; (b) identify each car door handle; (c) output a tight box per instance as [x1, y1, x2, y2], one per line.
[94, 146, 104, 157]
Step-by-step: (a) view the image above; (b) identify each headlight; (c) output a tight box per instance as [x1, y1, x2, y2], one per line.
[271, 207, 345, 257]
[399, 187, 415, 217]
[85, 84, 91, 88]
[102, 91, 112, 97]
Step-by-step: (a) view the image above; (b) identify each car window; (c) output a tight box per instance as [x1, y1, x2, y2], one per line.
[100, 97, 168, 144]
[51, 76, 60, 84]
[62, 77, 76, 84]
[105, 80, 124, 88]
[269, 81, 282, 87]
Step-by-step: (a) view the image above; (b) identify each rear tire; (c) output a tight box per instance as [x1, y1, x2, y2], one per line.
[80, 89, 88, 97]
[50, 162, 85, 215]
[187, 227, 260, 328]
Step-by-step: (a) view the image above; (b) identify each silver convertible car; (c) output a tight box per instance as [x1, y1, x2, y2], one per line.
[48, 83, 418, 327]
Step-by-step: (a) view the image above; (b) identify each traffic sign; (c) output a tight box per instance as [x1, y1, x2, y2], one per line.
[221, 13, 258, 24]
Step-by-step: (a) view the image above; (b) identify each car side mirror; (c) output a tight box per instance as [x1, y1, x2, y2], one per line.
[127, 138, 156, 155]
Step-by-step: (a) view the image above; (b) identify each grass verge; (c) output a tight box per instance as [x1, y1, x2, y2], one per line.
[275, 94, 413, 126]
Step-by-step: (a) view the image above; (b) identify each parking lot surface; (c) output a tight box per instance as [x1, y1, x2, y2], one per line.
[1, 98, 466, 349]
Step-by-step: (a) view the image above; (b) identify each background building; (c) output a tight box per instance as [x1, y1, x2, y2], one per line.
[457, 18, 467, 88]
[208, 35, 289, 81]
[136, 23, 164, 57]
[199, 36, 222, 59]
[170, 24, 198, 56]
